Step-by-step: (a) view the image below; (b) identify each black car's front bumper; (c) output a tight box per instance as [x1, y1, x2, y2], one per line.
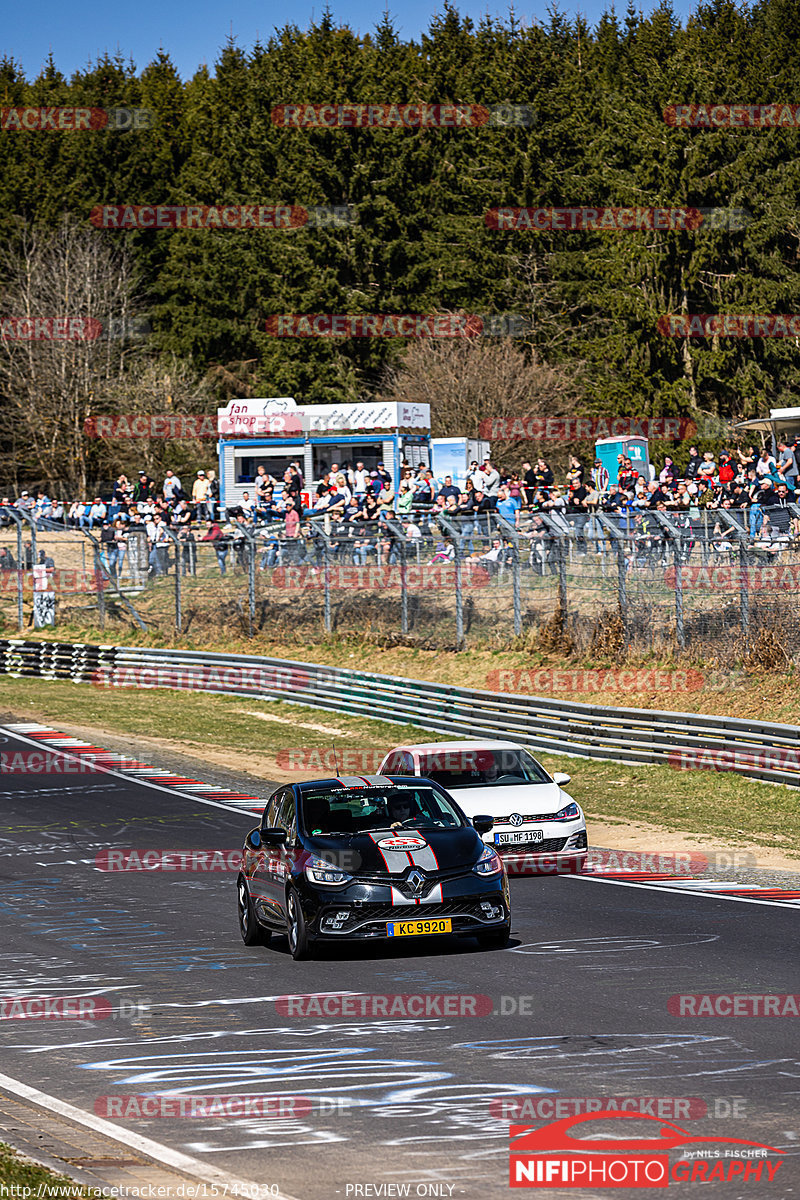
[296, 873, 509, 940]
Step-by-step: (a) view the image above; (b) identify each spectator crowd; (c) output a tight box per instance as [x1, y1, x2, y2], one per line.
[1, 439, 799, 583]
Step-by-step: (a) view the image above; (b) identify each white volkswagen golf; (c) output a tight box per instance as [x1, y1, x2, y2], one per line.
[378, 739, 587, 874]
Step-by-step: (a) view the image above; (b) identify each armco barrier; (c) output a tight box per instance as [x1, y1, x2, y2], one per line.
[0, 639, 797, 788]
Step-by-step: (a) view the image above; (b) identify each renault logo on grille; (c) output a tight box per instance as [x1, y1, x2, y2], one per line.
[509, 813, 524, 827]
[407, 869, 426, 893]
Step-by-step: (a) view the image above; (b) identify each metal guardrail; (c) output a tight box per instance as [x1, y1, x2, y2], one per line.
[0, 639, 797, 789]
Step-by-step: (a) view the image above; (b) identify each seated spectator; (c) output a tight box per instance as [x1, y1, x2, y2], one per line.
[429, 540, 455, 563]
[240, 491, 255, 516]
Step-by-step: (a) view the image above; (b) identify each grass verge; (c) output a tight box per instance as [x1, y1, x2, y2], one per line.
[0, 1142, 89, 1194]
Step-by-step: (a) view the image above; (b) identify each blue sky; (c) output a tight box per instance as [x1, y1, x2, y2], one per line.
[5, 0, 697, 82]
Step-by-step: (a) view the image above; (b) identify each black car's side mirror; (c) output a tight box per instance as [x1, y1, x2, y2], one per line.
[473, 814, 494, 834]
[245, 829, 261, 850]
[260, 827, 288, 846]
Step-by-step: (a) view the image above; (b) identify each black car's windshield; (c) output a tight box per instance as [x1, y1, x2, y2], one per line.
[418, 747, 551, 789]
[300, 786, 464, 835]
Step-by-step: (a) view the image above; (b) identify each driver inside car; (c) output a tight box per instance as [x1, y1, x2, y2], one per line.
[388, 794, 421, 828]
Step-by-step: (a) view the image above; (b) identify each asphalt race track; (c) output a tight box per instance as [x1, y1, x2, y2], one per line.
[0, 721, 797, 1199]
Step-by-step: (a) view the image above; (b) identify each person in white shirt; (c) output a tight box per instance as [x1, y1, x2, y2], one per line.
[163, 470, 182, 501]
[352, 461, 369, 495]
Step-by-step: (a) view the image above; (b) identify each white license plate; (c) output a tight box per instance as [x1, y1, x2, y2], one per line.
[495, 830, 544, 846]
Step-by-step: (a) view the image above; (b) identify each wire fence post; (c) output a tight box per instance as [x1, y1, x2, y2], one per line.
[94, 542, 106, 630]
[557, 530, 568, 632]
[496, 513, 521, 636]
[247, 532, 256, 636]
[739, 541, 749, 647]
[673, 534, 685, 649]
[616, 538, 628, 642]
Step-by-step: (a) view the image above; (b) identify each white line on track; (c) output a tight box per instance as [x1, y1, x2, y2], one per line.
[0, 724, 259, 818]
[567, 871, 800, 909]
[0, 1069, 302, 1200]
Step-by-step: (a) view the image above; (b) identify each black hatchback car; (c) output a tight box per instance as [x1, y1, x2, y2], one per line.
[237, 774, 510, 958]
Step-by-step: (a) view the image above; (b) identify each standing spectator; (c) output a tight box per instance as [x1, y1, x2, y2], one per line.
[496, 484, 521, 525]
[776, 440, 799, 488]
[565, 456, 585, 488]
[133, 471, 156, 502]
[163, 470, 182, 501]
[436, 475, 461, 504]
[192, 470, 211, 518]
[206, 470, 219, 520]
[617, 459, 640, 492]
[718, 452, 735, 486]
[659, 456, 677, 486]
[201, 519, 227, 575]
[697, 451, 717, 481]
[591, 459, 609, 492]
[749, 478, 778, 538]
[533, 459, 554, 489]
[481, 458, 501, 504]
[755, 447, 777, 478]
[684, 447, 702, 480]
[352, 461, 369, 496]
[376, 462, 392, 490]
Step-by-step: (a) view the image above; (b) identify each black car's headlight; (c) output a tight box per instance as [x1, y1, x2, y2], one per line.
[473, 845, 503, 876]
[304, 855, 354, 886]
[555, 802, 581, 821]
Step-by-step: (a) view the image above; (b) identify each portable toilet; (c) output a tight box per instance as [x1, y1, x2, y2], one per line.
[595, 435, 650, 486]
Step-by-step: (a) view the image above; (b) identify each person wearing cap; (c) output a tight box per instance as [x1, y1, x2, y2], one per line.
[15, 490, 34, 511]
[192, 470, 211, 519]
[376, 462, 392, 489]
[749, 477, 778, 538]
[591, 459, 610, 493]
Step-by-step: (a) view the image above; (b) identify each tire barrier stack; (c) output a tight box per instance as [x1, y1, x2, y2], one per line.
[0, 638, 797, 789]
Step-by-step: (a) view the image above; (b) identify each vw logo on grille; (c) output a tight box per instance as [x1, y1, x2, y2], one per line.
[509, 813, 524, 827]
[407, 869, 426, 893]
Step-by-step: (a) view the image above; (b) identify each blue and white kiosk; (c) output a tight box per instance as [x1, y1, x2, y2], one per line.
[217, 397, 431, 512]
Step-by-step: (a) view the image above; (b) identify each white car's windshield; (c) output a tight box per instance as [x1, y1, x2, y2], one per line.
[418, 748, 551, 789]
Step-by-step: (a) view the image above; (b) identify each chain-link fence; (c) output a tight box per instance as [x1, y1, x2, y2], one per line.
[2, 505, 799, 659]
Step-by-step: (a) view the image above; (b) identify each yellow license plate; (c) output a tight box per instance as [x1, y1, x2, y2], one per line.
[387, 918, 452, 937]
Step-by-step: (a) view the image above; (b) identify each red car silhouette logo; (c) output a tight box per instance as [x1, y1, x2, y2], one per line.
[511, 1111, 782, 1155]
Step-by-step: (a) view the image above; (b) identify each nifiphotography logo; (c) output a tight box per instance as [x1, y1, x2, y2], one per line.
[508, 1111, 784, 1188]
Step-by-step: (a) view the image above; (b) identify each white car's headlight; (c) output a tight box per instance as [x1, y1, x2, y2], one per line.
[555, 802, 581, 821]
[473, 845, 503, 876]
[304, 855, 353, 886]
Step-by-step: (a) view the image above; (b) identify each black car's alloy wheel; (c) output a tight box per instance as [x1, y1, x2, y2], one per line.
[238, 876, 271, 946]
[286, 889, 310, 960]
